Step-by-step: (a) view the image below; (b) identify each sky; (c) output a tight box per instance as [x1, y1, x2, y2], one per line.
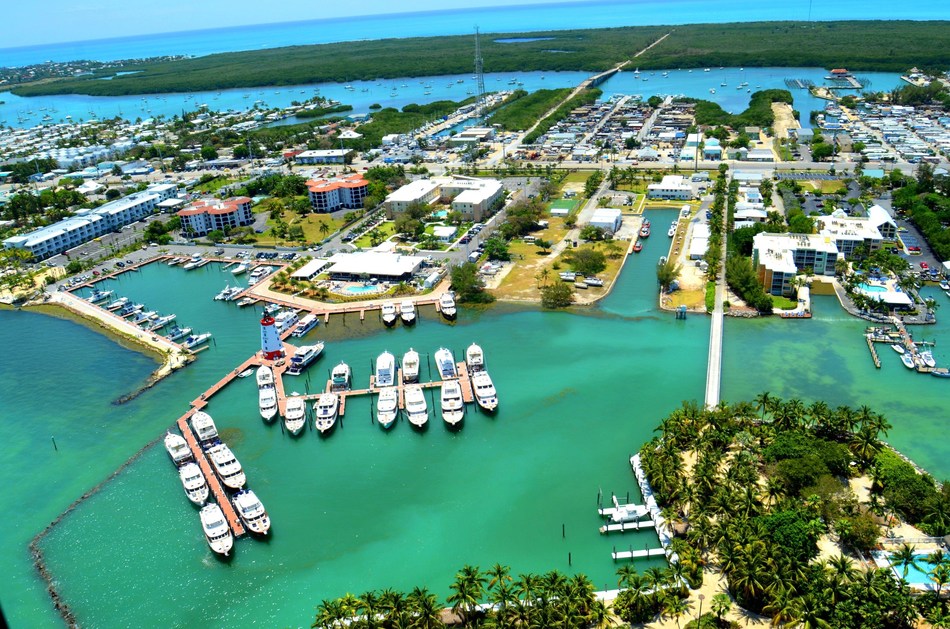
[5, 0, 583, 49]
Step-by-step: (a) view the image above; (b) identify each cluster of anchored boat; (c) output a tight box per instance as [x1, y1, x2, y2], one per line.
[97, 291, 211, 349]
[164, 411, 270, 557]
[380, 292, 457, 326]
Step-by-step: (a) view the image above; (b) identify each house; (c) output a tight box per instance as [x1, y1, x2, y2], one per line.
[291, 259, 330, 281]
[432, 225, 457, 242]
[744, 127, 762, 141]
[177, 197, 254, 237]
[306, 174, 369, 213]
[647, 175, 692, 200]
[588, 208, 623, 234]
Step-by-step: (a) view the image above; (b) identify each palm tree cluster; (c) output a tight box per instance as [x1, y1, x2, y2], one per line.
[311, 563, 609, 629]
[612, 564, 692, 625]
[637, 395, 944, 628]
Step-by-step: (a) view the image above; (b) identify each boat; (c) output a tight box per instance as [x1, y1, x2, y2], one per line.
[331, 362, 351, 390]
[183, 332, 212, 349]
[274, 310, 299, 334]
[441, 379, 465, 426]
[431, 347, 455, 380]
[132, 310, 157, 325]
[439, 292, 457, 319]
[668, 225, 677, 238]
[284, 395, 307, 435]
[205, 442, 246, 489]
[231, 263, 249, 275]
[105, 296, 129, 311]
[256, 365, 274, 387]
[891, 344, 905, 355]
[286, 342, 325, 376]
[584, 277, 605, 287]
[167, 257, 183, 266]
[178, 462, 209, 505]
[236, 297, 257, 308]
[248, 266, 273, 284]
[232, 489, 270, 535]
[190, 411, 219, 442]
[920, 351, 936, 368]
[466, 343, 485, 372]
[376, 387, 398, 429]
[381, 303, 398, 326]
[119, 303, 143, 317]
[214, 285, 234, 301]
[183, 257, 203, 271]
[167, 326, 192, 342]
[400, 300, 416, 325]
[313, 393, 339, 433]
[901, 353, 916, 369]
[709, 89, 716, 94]
[149, 313, 177, 330]
[164, 432, 192, 465]
[292, 313, 319, 337]
[633, 242, 643, 253]
[639, 224, 651, 238]
[259, 386, 278, 422]
[402, 349, 420, 383]
[404, 385, 428, 428]
[199, 503, 233, 556]
[939, 281, 949, 291]
[87, 289, 113, 303]
[472, 371, 498, 411]
[237, 367, 254, 378]
[375, 351, 396, 387]
[931, 368, 950, 378]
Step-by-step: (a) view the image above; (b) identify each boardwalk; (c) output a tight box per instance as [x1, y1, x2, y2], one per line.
[192, 354, 260, 410]
[601, 520, 657, 534]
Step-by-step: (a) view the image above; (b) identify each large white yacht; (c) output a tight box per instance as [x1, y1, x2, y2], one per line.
[376, 387, 398, 429]
[190, 411, 218, 442]
[466, 343, 485, 372]
[404, 385, 428, 428]
[256, 365, 274, 388]
[284, 395, 307, 435]
[375, 351, 396, 388]
[164, 432, 192, 466]
[199, 503, 233, 556]
[205, 443, 246, 489]
[178, 462, 209, 505]
[439, 292, 457, 319]
[314, 393, 339, 433]
[330, 362, 351, 391]
[292, 313, 319, 337]
[274, 310, 299, 334]
[472, 371, 498, 412]
[441, 379, 465, 426]
[232, 489, 271, 535]
[399, 300, 416, 325]
[402, 349, 420, 383]
[286, 342, 325, 376]
[381, 302, 398, 326]
[435, 347, 458, 380]
[259, 386, 278, 422]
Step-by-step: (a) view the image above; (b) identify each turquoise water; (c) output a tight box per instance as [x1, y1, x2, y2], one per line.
[859, 283, 887, 293]
[343, 284, 385, 295]
[896, 554, 939, 587]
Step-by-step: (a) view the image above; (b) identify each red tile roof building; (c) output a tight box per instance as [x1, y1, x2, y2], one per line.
[177, 197, 253, 236]
[306, 174, 369, 213]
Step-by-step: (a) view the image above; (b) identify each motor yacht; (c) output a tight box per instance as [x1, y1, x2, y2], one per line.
[313, 393, 339, 433]
[376, 387, 398, 429]
[472, 371, 499, 411]
[439, 292, 457, 319]
[164, 432, 192, 465]
[286, 342, 325, 376]
[205, 442, 246, 489]
[441, 379, 464, 426]
[402, 349, 420, 383]
[256, 365, 274, 388]
[259, 386, 278, 422]
[284, 395, 307, 435]
[292, 313, 319, 337]
[330, 362, 351, 390]
[375, 351, 396, 388]
[178, 462, 209, 505]
[190, 411, 219, 442]
[274, 310, 299, 335]
[400, 300, 416, 325]
[434, 347, 457, 380]
[232, 489, 270, 535]
[404, 385, 428, 428]
[465, 343, 485, 372]
[182, 332, 212, 349]
[381, 302, 398, 326]
[199, 503, 233, 556]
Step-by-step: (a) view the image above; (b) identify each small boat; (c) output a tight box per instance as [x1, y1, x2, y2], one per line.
[331, 362, 351, 390]
[199, 503, 233, 556]
[931, 368, 950, 378]
[381, 302, 398, 326]
[439, 292, 457, 319]
[920, 351, 936, 368]
[149, 313, 176, 330]
[237, 297, 256, 308]
[205, 442, 246, 489]
[633, 242, 643, 253]
[441, 379, 464, 426]
[292, 313, 319, 337]
[400, 300, 416, 325]
[256, 365, 274, 388]
[472, 371, 498, 411]
[376, 387, 398, 429]
[901, 353, 916, 370]
[668, 225, 676, 238]
[286, 342, 325, 376]
[87, 289, 113, 303]
[404, 385, 428, 428]
[167, 257, 183, 266]
[259, 386, 278, 422]
[164, 432, 192, 465]
[183, 257, 203, 271]
[402, 349, 420, 383]
[639, 225, 651, 238]
[313, 393, 339, 433]
[274, 310, 299, 334]
[190, 411, 219, 442]
[232, 489, 270, 535]
[183, 333, 212, 349]
[105, 297, 129, 311]
[466, 343, 485, 372]
[284, 395, 307, 435]
[214, 285, 234, 301]
[178, 462, 209, 505]
[167, 326, 192, 342]
[132, 310, 157, 325]
[231, 263, 249, 275]
[584, 277, 604, 287]
[435, 347, 458, 380]
[375, 351, 396, 387]
[119, 303, 143, 317]
[891, 344, 905, 355]
[939, 281, 949, 291]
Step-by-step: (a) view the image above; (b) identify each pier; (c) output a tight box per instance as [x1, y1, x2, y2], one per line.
[608, 454, 677, 563]
[865, 320, 942, 374]
[601, 520, 657, 534]
[611, 547, 668, 560]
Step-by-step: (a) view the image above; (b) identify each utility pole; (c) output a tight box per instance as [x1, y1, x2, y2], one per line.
[474, 27, 486, 118]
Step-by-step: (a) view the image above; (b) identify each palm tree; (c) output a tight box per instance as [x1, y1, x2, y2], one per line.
[380, 588, 408, 626]
[407, 587, 444, 629]
[487, 563, 512, 592]
[663, 594, 692, 628]
[710, 592, 732, 625]
[488, 581, 516, 628]
[616, 564, 639, 590]
[319, 221, 332, 240]
[827, 554, 857, 584]
[447, 565, 485, 627]
[358, 591, 382, 629]
[890, 543, 919, 581]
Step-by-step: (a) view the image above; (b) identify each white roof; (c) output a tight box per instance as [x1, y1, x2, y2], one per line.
[326, 252, 424, 277]
[867, 204, 896, 228]
[298, 149, 348, 158]
[752, 233, 798, 274]
[432, 226, 457, 237]
[816, 216, 882, 242]
[387, 179, 439, 204]
[291, 259, 330, 279]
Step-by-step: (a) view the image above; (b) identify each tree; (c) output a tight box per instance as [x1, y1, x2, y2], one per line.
[566, 248, 606, 276]
[447, 565, 485, 628]
[811, 143, 834, 161]
[105, 188, 122, 200]
[65, 260, 83, 274]
[450, 263, 494, 304]
[540, 282, 574, 308]
[535, 239, 552, 254]
[207, 229, 225, 243]
[201, 145, 219, 160]
[657, 258, 683, 292]
[483, 237, 510, 261]
[579, 225, 605, 241]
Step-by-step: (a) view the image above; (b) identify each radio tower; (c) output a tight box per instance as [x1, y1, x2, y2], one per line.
[474, 26, 486, 116]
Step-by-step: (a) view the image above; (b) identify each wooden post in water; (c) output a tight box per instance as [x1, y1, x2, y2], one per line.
[51, 436, 58, 451]
[568, 552, 572, 566]
[562, 523, 565, 538]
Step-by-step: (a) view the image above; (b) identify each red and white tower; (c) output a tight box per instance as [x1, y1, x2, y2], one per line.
[260, 314, 283, 360]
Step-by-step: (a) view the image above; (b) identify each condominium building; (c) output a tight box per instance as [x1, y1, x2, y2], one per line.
[647, 175, 693, 200]
[385, 176, 503, 221]
[306, 174, 369, 213]
[177, 197, 253, 236]
[752, 232, 839, 296]
[815, 215, 883, 258]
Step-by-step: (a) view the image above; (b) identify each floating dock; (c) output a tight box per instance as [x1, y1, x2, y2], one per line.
[611, 547, 668, 560]
[601, 520, 657, 534]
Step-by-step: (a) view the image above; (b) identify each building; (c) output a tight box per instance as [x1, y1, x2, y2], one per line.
[752, 232, 839, 296]
[867, 204, 897, 239]
[745, 148, 775, 162]
[588, 208, 623, 234]
[306, 174, 369, 213]
[295, 149, 351, 164]
[291, 259, 330, 281]
[432, 225, 457, 242]
[324, 252, 424, 282]
[815, 215, 883, 258]
[177, 197, 254, 236]
[447, 127, 495, 147]
[386, 179, 441, 215]
[689, 223, 710, 260]
[647, 175, 692, 200]
[386, 177, 503, 222]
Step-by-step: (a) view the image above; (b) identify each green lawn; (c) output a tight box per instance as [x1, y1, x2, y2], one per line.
[549, 199, 579, 212]
[771, 294, 799, 309]
[354, 221, 396, 248]
[256, 209, 342, 246]
[193, 176, 236, 194]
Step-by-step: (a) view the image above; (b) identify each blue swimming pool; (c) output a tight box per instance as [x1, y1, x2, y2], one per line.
[888, 553, 939, 589]
[341, 284, 383, 295]
[859, 283, 887, 293]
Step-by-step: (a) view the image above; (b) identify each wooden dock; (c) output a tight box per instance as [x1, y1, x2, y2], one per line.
[192, 354, 260, 409]
[176, 412, 245, 537]
[612, 548, 667, 561]
[456, 362, 474, 404]
[866, 335, 882, 368]
[601, 519, 657, 534]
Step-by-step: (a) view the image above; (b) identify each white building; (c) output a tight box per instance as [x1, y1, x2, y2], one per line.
[324, 252, 424, 282]
[386, 176, 503, 221]
[752, 232, 839, 296]
[688, 223, 710, 260]
[589, 208, 623, 234]
[647, 175, 692, 200]
[432, 225, 457, 242]
[867, 204, 897, 239]
[815, 215, 883, 258]
[295, 149, 351, 164]
[291, 259, 330, 281]
[385, 180, 441, 214]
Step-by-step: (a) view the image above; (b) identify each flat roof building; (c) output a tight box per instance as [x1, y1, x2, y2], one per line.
[386, 176, 503, 222]
[589, 208, 623, 234]
[295, 149, 351, 164]
[753, 232, 839, 296]
[386, 180, 441, 215]
[815, 215, 883, 258]
[291, 259, 330, 281]
[324, 252, 424, 282]
[647, 175, 692, 200]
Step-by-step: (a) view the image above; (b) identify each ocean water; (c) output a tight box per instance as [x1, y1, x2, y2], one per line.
[1, 0, 946, 67]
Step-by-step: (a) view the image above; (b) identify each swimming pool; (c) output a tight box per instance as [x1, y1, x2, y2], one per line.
[859, 283, 887, 293]
[341, 284, 384, 295]
[884, 552, 940, 590]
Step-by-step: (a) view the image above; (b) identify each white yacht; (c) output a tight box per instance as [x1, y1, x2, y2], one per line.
[205, 443, 246, 489]
[286, 342, 325, 376]
[441, 379, 465, 426]
[435, 347, 457, 380]
[404, 385, 428, 428]
[232, 489, 271, 535]
[330, 362, 351, 390]
[199, 503, 233, 556]
[381, 302, 398, 326]
[284, 395, 307, 435]
[376, 387, 398, 429]
[439, 292, 457, 319]
[472, 371, 498, 412]
[231, 262, 249, 275]
[921, 351, 937, 368]
[466, 343, 485, 372]
[274, 310, 299, 334]
[178, 462, 209, 505]
[214, 284, 234, 301]
[149, 314, 176, 331]
[259, 386, 278, 422]
[190, 411, 219, 442]
[164, 432, 192, 465]
[105, 296, 129, 311]
[88, 289, 113, 303]
[292, 313, 319, 337]
[375, 351, 396, 388]
[183, 256, 203, 271]
[402, 349, 420, 383]
[313, 393, 339, 433]
[182, 332, 212, 349]
[400, 300, 416, 325]
[166, 326, 192, 342]
[256, 365, 274, 388]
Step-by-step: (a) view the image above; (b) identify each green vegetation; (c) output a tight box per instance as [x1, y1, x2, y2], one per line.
[691, 89, 793, 128]
[345, 99, 475, 151]
[450, 262, 495, 304]
[564, 247, 606, 276]
[893, 164, 950, 260]
[293, 103, 353, 119]
[488, 88, 572, 131]
[705, 281, 716, 312]
[523, 88, 602, 145]
[539, 281, 575, 308]
[656, 257, 682, 292]
[725, 255, 773, 314]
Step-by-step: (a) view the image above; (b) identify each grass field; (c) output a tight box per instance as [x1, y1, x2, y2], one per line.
[353, 221, 396, 248]
[548, 199, 579, 212]
[193, 177, 236, 194]
[491, 218, 571, 300]
[256, 209, 342, 246]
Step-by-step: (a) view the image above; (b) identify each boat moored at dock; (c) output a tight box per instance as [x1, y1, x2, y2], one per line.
[87, 289, 113, 303]
[182, 332, 212, 349]
[105, 296, 129, 311]
[901, 353, 916, 369]
[199, 503, 233, 556]
[381, 303, 398, 326]
[402, 349, 420, 383]
[274, 310, 299, 334]
[314, 393, 339, 433]
[164, 432, 193, 465]
[166, 326, 192, 342]
[375, 351, 396, 387]
[183, 256, 204, 271]
[231, 263, 249, 275]
[465, 343, 485, 372]
[472, 371, 498, 411]
[232, 489, 270, 535]
[439, 292, 457, 319]
[376, 387, 398, 429]
[259, 386, 278, 422]
[435, 347, 457, 380]
[292, 313, 319, 337]
[178, 462, 209, 505]
[284, 395, 307, 435]
[256, 365, 274, 388]
[400, 300, 416, 325]
[441, 379, 464, 426]
[190, 411, 219, 442]
[205, 442, 247, 489]
[148, 313, 177, 331]
[891, 344, 905, 354]
[330, 362, 351, 391]
[286, 342, 325, 376]
[404, 385, 428, 428]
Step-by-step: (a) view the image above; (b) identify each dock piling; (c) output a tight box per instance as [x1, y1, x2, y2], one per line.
[51, 436, 58, 451]
[562, 523, 565, 538]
